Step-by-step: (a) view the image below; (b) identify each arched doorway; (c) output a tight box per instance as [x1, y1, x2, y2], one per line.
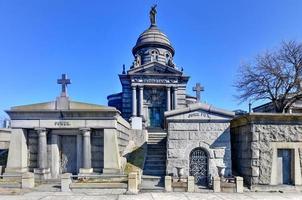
[189, 148, 208, 186]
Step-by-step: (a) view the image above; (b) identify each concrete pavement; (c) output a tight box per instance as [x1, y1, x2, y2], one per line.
[0, 191, 301, 200]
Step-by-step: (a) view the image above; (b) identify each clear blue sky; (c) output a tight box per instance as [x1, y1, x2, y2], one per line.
[1, 0, 302, 118]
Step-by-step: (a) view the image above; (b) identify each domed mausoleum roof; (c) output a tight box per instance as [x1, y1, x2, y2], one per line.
[132, 6, 175, 56]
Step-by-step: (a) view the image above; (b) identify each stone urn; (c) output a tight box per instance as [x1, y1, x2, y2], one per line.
[176, 167, 184, 182]
[217, 166, 225, 178]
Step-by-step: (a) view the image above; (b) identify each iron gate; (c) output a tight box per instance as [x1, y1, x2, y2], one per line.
[189, 148, 208, 185]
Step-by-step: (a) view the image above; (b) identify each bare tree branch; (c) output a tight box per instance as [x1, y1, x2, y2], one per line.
[234, 41, 302, 113]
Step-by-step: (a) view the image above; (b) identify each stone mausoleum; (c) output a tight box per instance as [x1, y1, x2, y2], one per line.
[3, 6, 302, 191]
[5, 75, 130, 179]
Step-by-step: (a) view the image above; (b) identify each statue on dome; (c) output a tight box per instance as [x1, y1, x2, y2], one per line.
[150, 4, 157, 25]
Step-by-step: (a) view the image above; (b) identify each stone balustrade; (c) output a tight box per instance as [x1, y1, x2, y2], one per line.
[164, 176, 195, 192]
[213, 176, 244, 193]
[21, 172, 35, 189]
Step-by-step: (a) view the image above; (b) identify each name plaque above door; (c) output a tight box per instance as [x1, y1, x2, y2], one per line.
[39, 120, 86, 128]
[54, 121, 71, 127]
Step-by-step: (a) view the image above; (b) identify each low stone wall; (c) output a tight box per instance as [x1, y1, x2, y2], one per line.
[231, 113, 302, 187]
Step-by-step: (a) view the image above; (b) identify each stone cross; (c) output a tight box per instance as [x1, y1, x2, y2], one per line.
[193, 83, 204, 102]
[57, 74, 71, 97]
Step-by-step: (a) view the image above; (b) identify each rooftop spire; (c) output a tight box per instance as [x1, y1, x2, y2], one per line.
[149, 4, 157, 26]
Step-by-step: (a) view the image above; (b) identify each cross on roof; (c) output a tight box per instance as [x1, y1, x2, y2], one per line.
[57, 74, 71, 97]
[193, 83, 204, 102]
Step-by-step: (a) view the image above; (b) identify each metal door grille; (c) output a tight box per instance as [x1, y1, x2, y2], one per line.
[189, 148, 208, 185]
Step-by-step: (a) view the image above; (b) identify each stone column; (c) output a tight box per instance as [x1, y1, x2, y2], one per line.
[50, 134, 60, 179]
[132, 86, 137, 117]
[34, 128, 50, 179]
[79, 128, 93, 174]
[173, 87, 178, 110]
[166, 87, 171, 111]
[37, 128, 47, 169]
[139, 86, 144, 117]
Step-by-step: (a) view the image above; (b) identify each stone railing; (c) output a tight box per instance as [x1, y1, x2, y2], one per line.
[0, 172, 35, 189]
[164, 176, 195, 192]
[213, 176, 243, 193]
[61, 172, 139, 194]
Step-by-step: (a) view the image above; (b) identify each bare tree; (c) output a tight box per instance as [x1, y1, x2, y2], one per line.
[235, 41, 302, 113]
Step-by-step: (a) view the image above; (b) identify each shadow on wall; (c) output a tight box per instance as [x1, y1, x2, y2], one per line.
[124, 142, 147, 174]
[209, 127, 232, 177]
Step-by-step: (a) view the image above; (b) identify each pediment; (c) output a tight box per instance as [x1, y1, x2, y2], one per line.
[128, 62, 182, 75]
[165, 103, 235, 121]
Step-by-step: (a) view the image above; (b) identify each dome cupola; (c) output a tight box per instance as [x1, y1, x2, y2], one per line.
[132, 5, 175, 68]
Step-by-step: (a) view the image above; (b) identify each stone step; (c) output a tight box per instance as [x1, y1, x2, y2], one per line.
[147, 152, 166, 156]
[147, 143, 166, 146]
[143, 170, 165, 176]
[147, 145, 166, 149]
[147, 148, 166, 152]
[148, 139, 166, 142]
[144, 165, 166, 170]
[70, 182, 127, 189]
[146, 154, 166, 158]
[148, 138, 166, 141]
[139, 187, 165, 193]
[148, 135, 167, 138]
[144, 160, 166, 165]
[146, 157, 166, 161]
[148, 135, 166, 138]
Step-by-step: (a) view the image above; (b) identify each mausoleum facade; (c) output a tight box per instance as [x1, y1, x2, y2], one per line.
[5, 76, 130, 179]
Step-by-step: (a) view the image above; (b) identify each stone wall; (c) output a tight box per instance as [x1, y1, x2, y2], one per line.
[117, 116, 131, 155]
[166, 122, 232, 179]
[231, 114, 302, 186]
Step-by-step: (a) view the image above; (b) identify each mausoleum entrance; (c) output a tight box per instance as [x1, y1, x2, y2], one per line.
[277, 149, 294, 185]
[60, 135, 78, 174]
[189, 147, 209, 186]
[144, 87, 166, 128]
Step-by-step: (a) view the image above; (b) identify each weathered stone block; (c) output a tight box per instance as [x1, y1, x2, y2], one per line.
[169, 123, 199, 131]
[214, 149, 225, 159]
[251, 166, 259, 176]
[165, 176, 172, 192]
[127, 172, 138, 194]
[189, 132, 210, 141]
[187, 176, 194, 192]
[200, 123, 229, 132]
[235, 176, 243, 193]
[22, 172, 35, 189]
[168, 149, 184, 158]
[213, 176, 221, 192]
[168, 140, 187, 149]
[168, 131, 189, 140]
[252, 131, 259, 141]
[251, 148, 259, 159]
[61, 173, 72, 192]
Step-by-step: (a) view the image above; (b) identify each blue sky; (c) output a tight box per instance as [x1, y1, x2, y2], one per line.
[1, 0, 302, 118]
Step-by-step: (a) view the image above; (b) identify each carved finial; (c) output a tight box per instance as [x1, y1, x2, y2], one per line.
[122, 64, 126, 74]
[150, 4, 157, 26]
